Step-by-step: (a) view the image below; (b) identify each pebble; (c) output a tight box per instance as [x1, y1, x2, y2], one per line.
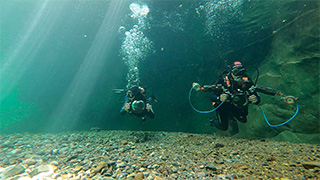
[8, 149, 22, 155]
[22, 159, 36, 166]
[205, 163, 217, 171]
[302, 161, 320, 169]
[51, 149, 59, 155]
[133, 172, 144, 180]
[120, 139, 128, 145]
[171, 167, 178, 173]
[2, 164, 26, 179]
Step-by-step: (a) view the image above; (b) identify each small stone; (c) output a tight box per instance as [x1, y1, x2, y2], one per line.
[134, 172, 144, 180]
[120, 140, 128, 145]
[230, 151, 239, 156]
[172, 162, 181, 166]
[90, 127, 101, 132]
[301, 161, 320, 169]
[205, 163, 217, 171]
[93, 161, 107, 174]
[107, 160, 116, 166]
[52, 173, 62, 179]
[127, 173, 135, 179]
[102, 178, 114, 180]
[195, 172, 207, 178]
[171, 174, 178, 179]
[171, 167, 178, 173]
[51, 149, 59, 155]
[59, 147, 68, 153]
[9, 149, 22, 155]
[214, 143, 224, 148]
[215, 159, 224, 164]
[0, 140, 11, 148]
[74, 165, 83, 173]
[33, 164, 50, 173]
[138, 168, 145, 172]
[154, 175, 163, 180]
[23, 159, 36, 166]
[266, 156, 276, 161]
[239, 165, 249, 170]
[2, 164, 26, 179]
[143, 172, 149, 177]
[116, 169, 122, 175]
[117, 162, 126, 168]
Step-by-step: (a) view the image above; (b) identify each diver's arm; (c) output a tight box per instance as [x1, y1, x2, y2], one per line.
[120, 110, 126, 115]
[120, 96, 130, 115]
[146, 103, 155, 119]
[210, 93, 220, 102]
[120, 106, 127, 115]
[210, 78, 225, 102]
[120, 103, 130, 115]
[248, 94, 260, 105]
[247, 81, 261, 105]
[248, 90, 261, 105]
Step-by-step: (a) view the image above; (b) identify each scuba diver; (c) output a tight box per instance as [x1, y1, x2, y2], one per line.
[119, 86, 155, 122]
[202, 61, 261, 134]
[190, 61, 299, 134]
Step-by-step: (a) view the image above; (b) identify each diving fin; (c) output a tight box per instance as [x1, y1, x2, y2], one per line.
[150, 94, 159, 103]
[112, 89, 125, 94]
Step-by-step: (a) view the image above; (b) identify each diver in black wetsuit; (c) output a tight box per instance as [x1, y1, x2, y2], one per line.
[209, 61, 261, 134]
[120, 86, 155, 122]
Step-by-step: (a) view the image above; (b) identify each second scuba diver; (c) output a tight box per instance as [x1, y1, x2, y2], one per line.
[120, 86, 155, 122]
[202, 61, 261, 134]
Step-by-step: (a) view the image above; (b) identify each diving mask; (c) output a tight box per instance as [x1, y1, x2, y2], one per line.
[131, 100, 145, 112]
[232, 67, 247, 77]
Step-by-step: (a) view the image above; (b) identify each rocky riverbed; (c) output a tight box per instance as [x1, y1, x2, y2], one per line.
[0, 130, 319, 180]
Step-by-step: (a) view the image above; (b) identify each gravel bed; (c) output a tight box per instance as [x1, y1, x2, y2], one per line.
[0, 130, 319, 180]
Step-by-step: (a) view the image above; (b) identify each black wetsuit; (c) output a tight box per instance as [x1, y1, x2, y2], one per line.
[210, 73, 260, 133]
[120, 86, 155, 119]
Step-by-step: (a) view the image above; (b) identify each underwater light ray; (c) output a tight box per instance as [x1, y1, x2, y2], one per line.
[47, 1, 126, 132]
[0, 0, 61, 100]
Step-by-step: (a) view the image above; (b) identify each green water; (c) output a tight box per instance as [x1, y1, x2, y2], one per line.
[0, 0, 319, 144]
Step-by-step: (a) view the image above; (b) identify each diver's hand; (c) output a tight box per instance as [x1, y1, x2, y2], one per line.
[249, 95, 258, 104]
[146, 103, 152, 111]
[220, 94, 228, 102]
[124, 103, 131, 111]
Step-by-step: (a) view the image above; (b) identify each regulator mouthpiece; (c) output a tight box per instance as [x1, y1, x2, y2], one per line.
[192, 82, 201, 91]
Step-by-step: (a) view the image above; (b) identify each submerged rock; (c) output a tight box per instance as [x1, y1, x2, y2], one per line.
[2, 164, 26, 179]
[90, 127, 102, 132]
[302, 161, 320, 170]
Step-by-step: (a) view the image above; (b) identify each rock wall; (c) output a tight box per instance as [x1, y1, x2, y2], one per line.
[238, 8, 320, 144]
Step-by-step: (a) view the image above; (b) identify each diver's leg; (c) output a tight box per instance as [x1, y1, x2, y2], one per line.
[142, 116, 147, 122]
[147, 109, 155, 119]
[228, 107, 247, 134]
[149, 94, 159, 103]
[233, 107, 248, 123]
[229, 118, 240, 135]
[213, 109, 229, 131]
